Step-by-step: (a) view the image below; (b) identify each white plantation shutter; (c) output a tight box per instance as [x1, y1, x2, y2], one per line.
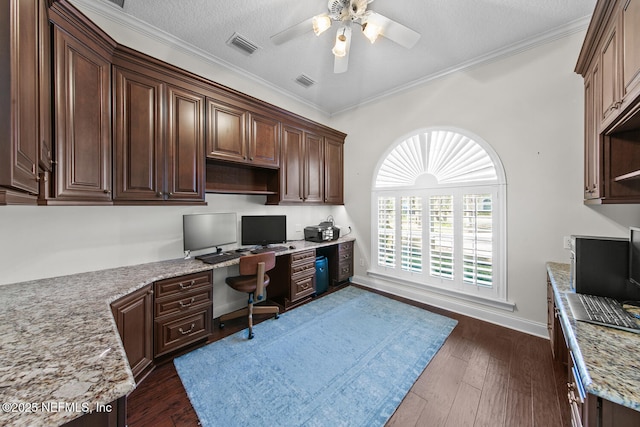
[372, 128, 506, 303]
[401, 196, 422, 273]
[377, 196, 396, 268]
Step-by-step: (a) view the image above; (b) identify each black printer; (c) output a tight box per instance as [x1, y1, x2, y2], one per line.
[304, 221, 340, 242]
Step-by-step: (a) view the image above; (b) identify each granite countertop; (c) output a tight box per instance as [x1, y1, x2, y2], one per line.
[546, 262, 640, 411]
[0, 237, 355, 426]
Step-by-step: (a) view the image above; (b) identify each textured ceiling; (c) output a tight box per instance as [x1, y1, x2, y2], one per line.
[85, 0, 596, 115]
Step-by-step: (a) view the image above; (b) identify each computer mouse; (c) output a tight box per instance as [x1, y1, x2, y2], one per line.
[289, 245, 296, 249]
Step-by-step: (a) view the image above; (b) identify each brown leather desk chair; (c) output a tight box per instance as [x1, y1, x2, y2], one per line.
[219, 251, 279, 339]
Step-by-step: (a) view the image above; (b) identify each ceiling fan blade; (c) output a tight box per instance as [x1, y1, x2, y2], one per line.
[334, 50, 349, 73]
[271, 17, 314, 45]
[368, 11, 420, 49]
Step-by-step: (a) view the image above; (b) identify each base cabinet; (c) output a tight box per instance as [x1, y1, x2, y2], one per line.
[269, 249, 317, 309]
[111, 284, 154, 383]
[547, 273, 640, 427]
[153, 271, 212, 358]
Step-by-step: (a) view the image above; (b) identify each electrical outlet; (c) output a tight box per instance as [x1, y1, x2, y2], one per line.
[295, 223, 302, 232]
[563, 236, 572, 250]
[359, 258, 365, 267]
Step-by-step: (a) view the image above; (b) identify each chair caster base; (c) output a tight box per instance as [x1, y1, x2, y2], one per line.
[248, 331, 254, 339]
[219, 322, 225, 329]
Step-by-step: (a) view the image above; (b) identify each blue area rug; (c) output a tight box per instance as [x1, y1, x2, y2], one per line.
[174, 286, 457, 427]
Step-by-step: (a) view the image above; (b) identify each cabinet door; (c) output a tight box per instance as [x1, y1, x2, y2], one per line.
[584, 63, 601, 200]
[249, 113, 280, 167]
[52, 25, 112, 202]
[622, 0, 640, 100]
[38, 0, 52, 172]
[0, 0, 39, 197]
[165, 85, 205, 202]
[206, 100, 247, 163]
[304, 132, 324, 203]
[280, 125, 305, 202]
[600, 18, 622, 128]
[111, 284, 154, 383]
[113, 66, 164, 202]
[324, 137, 344, 204]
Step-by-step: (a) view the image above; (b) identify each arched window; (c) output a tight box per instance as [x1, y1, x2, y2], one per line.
[371, 128, 508, 305]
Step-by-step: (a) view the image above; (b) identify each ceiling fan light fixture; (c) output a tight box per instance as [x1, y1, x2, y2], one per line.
[332, 28, 349, 57]
[362, 21, 382, 43]
[312, 14, 332, 36]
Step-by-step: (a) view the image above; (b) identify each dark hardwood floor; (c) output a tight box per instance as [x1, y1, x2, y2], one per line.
[127, 285, 570, 427]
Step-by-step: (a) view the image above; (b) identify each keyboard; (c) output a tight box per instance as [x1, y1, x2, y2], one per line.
[250, 246, 289, 254]
[566, 293, 640, 333]
[196, 252, 243, 265]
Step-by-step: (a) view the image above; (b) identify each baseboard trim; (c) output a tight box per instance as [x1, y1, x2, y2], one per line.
[352, 274, 548, 339]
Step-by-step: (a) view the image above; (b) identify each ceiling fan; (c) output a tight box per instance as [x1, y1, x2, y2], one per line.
[271, 0, 421, 74]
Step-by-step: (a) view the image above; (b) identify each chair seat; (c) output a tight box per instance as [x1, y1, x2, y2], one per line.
[226, 273, 270, 294]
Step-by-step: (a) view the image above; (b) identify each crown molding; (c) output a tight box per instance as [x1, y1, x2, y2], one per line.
[331, 15, 592, 116]
[68, 0, 590, 118]
[67, 0, 333, 116]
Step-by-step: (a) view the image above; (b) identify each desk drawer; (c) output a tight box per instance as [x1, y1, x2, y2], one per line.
[291, 262, 315, 277]
[291, 249, 316, 265]
[154, 308, 211, 357]
[291, 272, 315, 301]
[154, 287, 212, 318]
[338, 260, 353, 281]
[154, 271, 212, 299]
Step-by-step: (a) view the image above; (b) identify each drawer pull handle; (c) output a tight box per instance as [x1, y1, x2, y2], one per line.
[179, 297, 195, 308]
[179, 323, 196, 335]
[179, 280, 196, 290]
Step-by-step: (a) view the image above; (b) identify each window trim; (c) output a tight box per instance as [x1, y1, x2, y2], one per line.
[370, 127, 509, 308]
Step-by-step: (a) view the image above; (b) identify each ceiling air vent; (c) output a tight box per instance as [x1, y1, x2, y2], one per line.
[295, 74, 316, 88]
[226, 33, 260, 56]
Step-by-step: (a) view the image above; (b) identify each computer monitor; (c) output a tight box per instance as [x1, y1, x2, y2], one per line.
[183, 212, 237, 255]
[630, 227, 640, 287]
[241, 215, 286, 246]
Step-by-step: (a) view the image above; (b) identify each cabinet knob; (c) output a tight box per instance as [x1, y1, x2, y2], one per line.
[156, 192, 163, 198]
[103, 189, 111, 194]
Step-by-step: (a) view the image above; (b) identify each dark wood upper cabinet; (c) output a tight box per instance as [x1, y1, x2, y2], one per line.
[576, 0, 640, 204]
[206, 100, 247, 163]
[206, 101, 280, 168]
[112, 53, 205, 205]
[248, 113, 280, 168]
[324, 137, 344, 205]
[1, 0, 346, 207]
[0, 0, 41, 204]
[112, 65, 164, 202]
[165, 85, 205, 202]
[304, 131, 324, 203]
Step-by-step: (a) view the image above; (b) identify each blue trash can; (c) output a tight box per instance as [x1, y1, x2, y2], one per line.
[315, 256, 328, 294]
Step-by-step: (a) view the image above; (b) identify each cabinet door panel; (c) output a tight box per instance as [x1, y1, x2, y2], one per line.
[304, 132, 324, 203]
[249, 113, 280, 167]
[206, 100, 246, 162]
[600, 23, 621, 127]
[111, 285, 153, 382]
[623, 0, 640, 98]
[166, 85, 205, 201]
[53, 27, 111, 201]
[280, 125, 304, 202]
[324, 137, 344, 204]
[113, 67, 163, 201]
[0, 0, 39, 196]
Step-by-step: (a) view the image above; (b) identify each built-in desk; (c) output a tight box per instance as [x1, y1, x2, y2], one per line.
[546, 263, 640, 426]
[0, 237, 354, 427]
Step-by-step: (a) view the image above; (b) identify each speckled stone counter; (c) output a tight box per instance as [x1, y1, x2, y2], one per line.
[0, 237, 354, 426]
[546, 262, 640, 412]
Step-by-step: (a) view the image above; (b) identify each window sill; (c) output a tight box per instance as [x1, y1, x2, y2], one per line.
[367, 270, 515, 312]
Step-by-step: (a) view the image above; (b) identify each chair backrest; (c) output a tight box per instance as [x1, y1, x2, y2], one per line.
[239, 252, 276, 300]
[238, 251, 276, 275]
